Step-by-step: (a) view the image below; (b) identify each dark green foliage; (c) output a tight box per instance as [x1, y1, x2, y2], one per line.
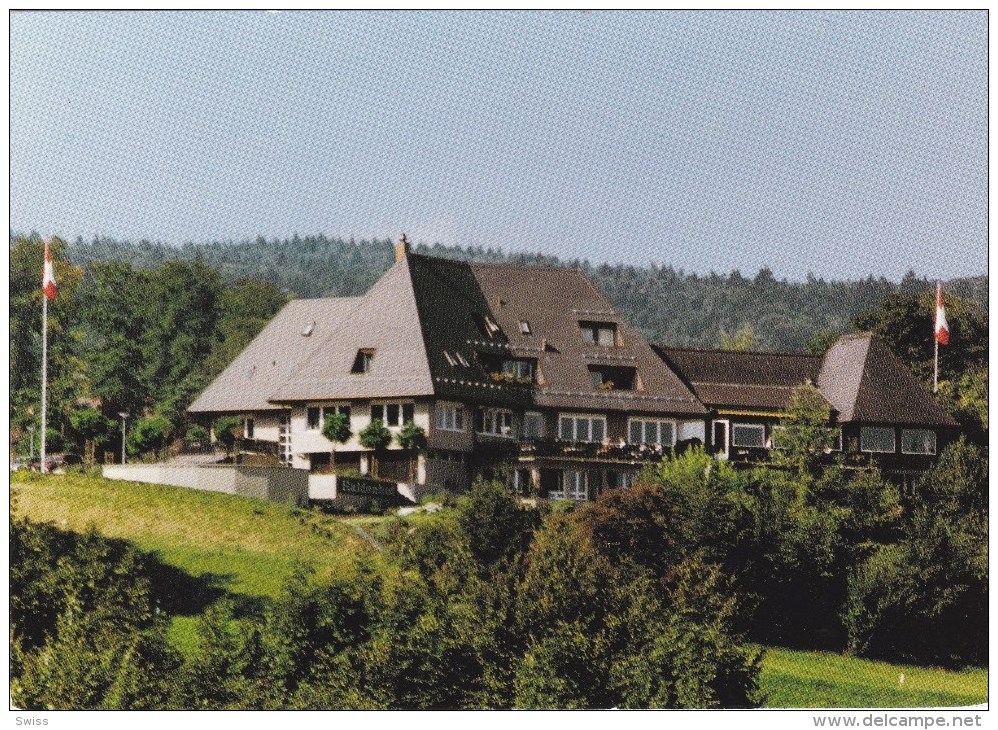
[128, 415, 174, 460]
[770, 383, 836, 479]
[395, 420, 426, 450]
[646, 446, 902, 649]
[9, 238, 286, 457]
[456, 480, 539, 568]
[321, 411, 352, 445]
[844, 439, 987, 666]
[185, 424, 209, 442]
[852, 289, 988, 384]
[213, 416, 242, 457]
[68, 407, 115, 453]
[359, 420, 391, 450]
[570, 483, 681, 575]
[10, 513, 179, 709]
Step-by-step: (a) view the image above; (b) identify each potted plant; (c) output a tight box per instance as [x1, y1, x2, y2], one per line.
[321, 411, 352, 470]
[359, 419, 392, 478]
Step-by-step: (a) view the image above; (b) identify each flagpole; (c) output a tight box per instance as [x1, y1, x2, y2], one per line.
[933, 324, 938, 394]
[933, 280, 939, 394]
[41, 291, 48, 474]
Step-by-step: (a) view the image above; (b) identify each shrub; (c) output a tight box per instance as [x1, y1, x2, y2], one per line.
[213, 416, 242, 458]
[128, 415, 175, 460]
[358, 420, 391, 451]
[185, 425, 209, 443]
[844, 439, 987, 666]
[396, 420, 426, 450]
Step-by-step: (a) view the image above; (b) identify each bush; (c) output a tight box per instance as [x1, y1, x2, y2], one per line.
[185, 425, 209, 443]
[213, 416, 242, 457]
[844, 439, 987, 666]
[128, 415, 175, 460]
[358, 420, 391, 451]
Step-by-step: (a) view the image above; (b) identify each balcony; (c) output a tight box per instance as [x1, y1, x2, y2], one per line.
[517, 439, 669, 463]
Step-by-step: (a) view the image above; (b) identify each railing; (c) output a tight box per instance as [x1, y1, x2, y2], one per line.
[518, 439, 670, 462]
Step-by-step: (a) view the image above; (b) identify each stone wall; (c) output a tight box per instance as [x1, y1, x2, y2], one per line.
[102, 464, 309, 507]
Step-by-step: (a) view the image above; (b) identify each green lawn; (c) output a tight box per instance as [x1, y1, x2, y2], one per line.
[760, 647, 987, 708]
[12, 472, 376, 649]
[11, 473, 988, 708]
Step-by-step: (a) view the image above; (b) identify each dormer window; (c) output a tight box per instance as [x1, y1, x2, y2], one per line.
[351, 349, 375, 374]
[579, 321, 618, 347]
[589, 365, 638, 391]
[519, 320, 531, 335]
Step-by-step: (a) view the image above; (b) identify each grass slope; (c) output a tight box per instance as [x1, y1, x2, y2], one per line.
[12, 472, 375, 650]
[11, 473, 988, 708]
[760, 648, 986, 708]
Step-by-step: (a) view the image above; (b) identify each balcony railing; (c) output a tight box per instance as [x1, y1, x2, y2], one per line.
[518, 439, 669, 462]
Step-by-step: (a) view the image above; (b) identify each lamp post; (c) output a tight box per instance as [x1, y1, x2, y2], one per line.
[118, 412, 129, 465]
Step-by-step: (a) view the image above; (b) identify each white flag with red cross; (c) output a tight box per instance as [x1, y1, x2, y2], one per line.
[934, 282, 949, 346]
[42, 241, 57, 300]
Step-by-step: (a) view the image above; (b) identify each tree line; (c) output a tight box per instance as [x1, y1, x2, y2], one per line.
[9, 236, 288, 461]
[47, 232, 988, 351]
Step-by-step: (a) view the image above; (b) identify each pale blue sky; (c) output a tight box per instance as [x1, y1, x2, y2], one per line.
[10, 10, 987, 280]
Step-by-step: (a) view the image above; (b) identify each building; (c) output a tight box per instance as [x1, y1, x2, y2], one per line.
[189, 239, 958, 501]
[656, 336, 958, 482]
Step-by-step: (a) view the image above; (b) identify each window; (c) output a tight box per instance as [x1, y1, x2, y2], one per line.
[370, 403, 414, 427]
[502, 358, 535, 382]
[243, 417, 254, 439]
[307, 405, 351, 431]
[427, 450, 465, 464]
[558, 414, 606, 443]
[579, 321, 618, 347]
[522, 412, 544, 440]
[901, 429, 936, 455]
[455, 351, 470, 367]
[732, 423, 766, 448]
[519, 320, 531, 335]
[550, 471, 589, 501]
[861, 427, 896, 454]
[589, 365, 637, 391]
[436, 403, 465, 432]
[476, 408, 514, 437]
[628, 419, 676, 447]
[443, 351, 457, 366]
[605, 471, 634, 490]
[351, 349, 375, 374]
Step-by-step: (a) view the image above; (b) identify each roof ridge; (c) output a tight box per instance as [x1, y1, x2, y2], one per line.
[656, 344, 822, 358]
[409, 252, 588, 275]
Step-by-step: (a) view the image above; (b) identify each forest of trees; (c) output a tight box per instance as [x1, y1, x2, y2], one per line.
[55, 233, 988, 352]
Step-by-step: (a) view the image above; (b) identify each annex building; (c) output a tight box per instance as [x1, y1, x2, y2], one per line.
[189, 238, 958, 502]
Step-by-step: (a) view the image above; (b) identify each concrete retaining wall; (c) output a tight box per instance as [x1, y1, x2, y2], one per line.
[102, 464, 309, 507]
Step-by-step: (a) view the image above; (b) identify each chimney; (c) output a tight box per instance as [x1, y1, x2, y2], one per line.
[395, 233, 410, 263]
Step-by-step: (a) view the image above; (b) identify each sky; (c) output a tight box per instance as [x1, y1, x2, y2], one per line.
[9, 10, 988, 281]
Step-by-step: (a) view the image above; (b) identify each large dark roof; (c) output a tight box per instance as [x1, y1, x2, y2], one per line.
[191, 253, 705, 416]
[654, 346, 824, 412]
[818, 334, 958, 427]
[409, 255, 705, 415]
